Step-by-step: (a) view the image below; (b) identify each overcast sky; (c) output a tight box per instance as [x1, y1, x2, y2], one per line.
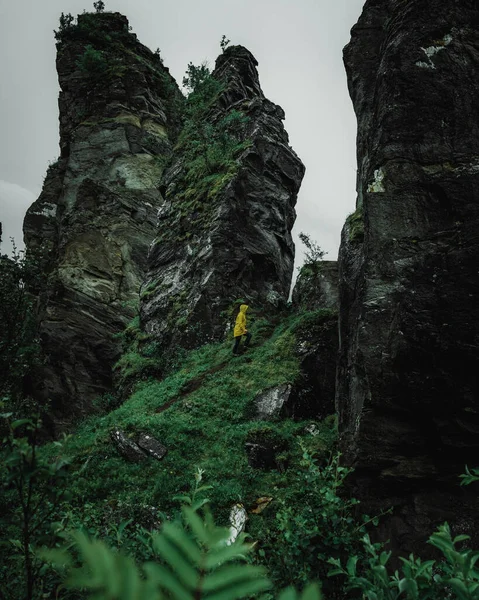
[0, 0, 364, 264]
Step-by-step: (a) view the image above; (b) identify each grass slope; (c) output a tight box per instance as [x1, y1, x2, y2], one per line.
[43, 310, 337, 532]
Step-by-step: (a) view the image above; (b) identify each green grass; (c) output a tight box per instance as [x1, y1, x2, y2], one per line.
[41, 310, 337, 530]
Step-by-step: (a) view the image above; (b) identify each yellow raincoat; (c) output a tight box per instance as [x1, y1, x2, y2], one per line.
[233, 304, 249, 338]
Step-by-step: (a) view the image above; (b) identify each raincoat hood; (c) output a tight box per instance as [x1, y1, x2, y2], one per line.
[234, 304, 249, 337]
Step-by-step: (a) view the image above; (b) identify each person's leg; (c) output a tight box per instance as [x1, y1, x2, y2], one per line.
[244, 332, 252, 347]
[232, 336, 241, 354]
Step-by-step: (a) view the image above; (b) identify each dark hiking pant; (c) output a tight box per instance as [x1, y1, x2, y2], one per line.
[233, 332, 252, 354]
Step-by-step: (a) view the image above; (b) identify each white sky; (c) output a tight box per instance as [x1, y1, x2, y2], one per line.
[0, 0, 364, 263]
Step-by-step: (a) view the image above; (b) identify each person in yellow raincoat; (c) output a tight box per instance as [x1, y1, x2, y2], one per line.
[232, 304, 252, 354]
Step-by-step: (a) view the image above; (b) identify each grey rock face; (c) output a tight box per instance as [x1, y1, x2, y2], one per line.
[338, 0, 479, 553]
[292, 261, 339, 312]
[254, 384, 292, 420]
[290, 265, 339, 420]
[141, 45, 305, 352]
[23, 12, 183, 421]
[286, 313, 338, 420]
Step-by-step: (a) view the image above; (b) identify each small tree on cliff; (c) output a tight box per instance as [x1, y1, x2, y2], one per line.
[53, 12, 75, 42]
[298, 232, 325, 276]
[220, 35, 231, 52]
[93, 0, 105, 12]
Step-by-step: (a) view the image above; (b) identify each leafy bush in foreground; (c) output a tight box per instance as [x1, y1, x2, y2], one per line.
[329, 523, 479, 599]
[44, 471, 322, 600]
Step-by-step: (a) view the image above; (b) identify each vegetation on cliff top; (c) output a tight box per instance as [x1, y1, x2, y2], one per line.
[157, 61, 251, 244]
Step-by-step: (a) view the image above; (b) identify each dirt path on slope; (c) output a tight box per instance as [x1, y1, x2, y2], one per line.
[155, 360, 228, 414]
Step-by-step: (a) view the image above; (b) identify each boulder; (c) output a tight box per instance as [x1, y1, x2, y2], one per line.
[111, 429, 146, 463]
[137, 433, 168, 461]
[254, 384, 292, 420]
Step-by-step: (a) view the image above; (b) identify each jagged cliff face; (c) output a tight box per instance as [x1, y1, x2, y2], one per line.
[339, 0, 479, 551]
[141, 46, 305, 350]
[24, 13, 183, 421]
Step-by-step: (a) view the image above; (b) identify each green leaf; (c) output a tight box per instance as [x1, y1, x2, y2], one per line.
[144, 563, 193, 600]
[174, 495, 193, 505]
[300, 582, 322, 600]
[11, 418, 33, 430]
[447, 578, 470, 599]
[161, 523, 202, 565]
[118, 554, 143, 600]
[398, 577, 418, 598]
[118, 518, 134, 538]
[192, 498, 210, 511]
[182, 506, 209, 544]
[277, 587, 298, 600]
[204, 542, 252, 569]
[346, 555, 359, 576]
[206, 577, 271, 600]
[153, 533, 198, 590]
[202, 565, 267, 592]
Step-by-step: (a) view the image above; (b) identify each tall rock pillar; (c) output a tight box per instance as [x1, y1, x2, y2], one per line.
[338, 0, 479, 552]
[141, 46, 305, 351]
[23, 12, 183, 422]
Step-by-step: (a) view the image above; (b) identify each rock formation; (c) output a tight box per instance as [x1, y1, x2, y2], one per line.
[292, 261, 339, 311]
[23, 12, 183, 422]
[141, 46, 305, 351]
[338, 0, 479, 553]
[289, 263, 339, 420]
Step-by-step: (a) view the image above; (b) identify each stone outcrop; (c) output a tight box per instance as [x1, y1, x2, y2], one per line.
[253, 384, 292, 420]
[137, 433, 168, 460]
[111, 429, 146, 462]
[338, 0, 479, 554]
[292, 261, 339, 311]
[23, 12, 183, 422]
[290, 264, 339, 420]
[286, 312, 338, 420]
[111, 429, 168, 462]
[141, 45, 305, 352]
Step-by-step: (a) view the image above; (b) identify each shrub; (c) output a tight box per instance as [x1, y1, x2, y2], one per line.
[76, 44, 109, 78]
[256, 447, 380, 593]
[43, 472, 323, 600]
[220, 35, 231, 52]
[0, 242, 46, 411]
[93, 0, 106, 12]
[329, 523, 479, 599]
[0, 415, 70, 599]
[53, 12, 75, 42]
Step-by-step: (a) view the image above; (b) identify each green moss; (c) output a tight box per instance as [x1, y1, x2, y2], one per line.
[346, 206, 364, 243]
[140, 279, 160, 300]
